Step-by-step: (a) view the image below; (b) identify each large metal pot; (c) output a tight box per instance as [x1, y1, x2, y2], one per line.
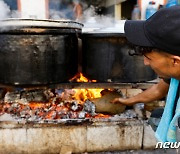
[0, 19, 83, 85]
[82, 33, 157, 82]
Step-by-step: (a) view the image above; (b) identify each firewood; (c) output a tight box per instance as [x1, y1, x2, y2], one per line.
[91, 91, 126, 115]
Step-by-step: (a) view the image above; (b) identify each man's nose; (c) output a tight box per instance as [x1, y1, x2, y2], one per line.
[144, 56, 150, 65]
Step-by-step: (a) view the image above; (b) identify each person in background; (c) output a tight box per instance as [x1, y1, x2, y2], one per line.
[131, 4, 141, 20]
[49, 0, 74, 20]
[72, 0, 83, 21]
[112, 6, 180, 142]
[60, 0, 74, 20]
[49, 0, 83, 21]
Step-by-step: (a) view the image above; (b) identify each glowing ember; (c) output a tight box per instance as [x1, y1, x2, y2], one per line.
[0, 87, 110, 122]
[0, 73, 113, 122]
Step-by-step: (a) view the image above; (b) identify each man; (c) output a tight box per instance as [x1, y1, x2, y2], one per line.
[113, 5, 180, 105]
[73, 0, 83, 21]
[112, 6, 180, 142]
[112, 79, 169, 106]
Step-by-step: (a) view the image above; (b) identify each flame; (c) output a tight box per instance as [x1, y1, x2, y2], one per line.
[73, 88, 103, 102]
[0, 73, 111, 121]
[77, 73, 88, 82]
[69, 73, 97, 82]
[70, 73, 103, 102]
[69, 73, 88, 82]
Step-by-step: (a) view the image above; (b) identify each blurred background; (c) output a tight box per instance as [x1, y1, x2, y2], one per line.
[1, 0, 180, 22]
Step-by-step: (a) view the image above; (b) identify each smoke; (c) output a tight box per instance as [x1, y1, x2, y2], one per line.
[0, 0, 125, 33]
[82, 6, 114, 28]
[49, 10, 65, 20]
[82, 6, 125, 33]
[11, 10, 21, 18]
[0, 1, 20, 20]
[0, 0, 11, 20]
[49, 9, 74, 20]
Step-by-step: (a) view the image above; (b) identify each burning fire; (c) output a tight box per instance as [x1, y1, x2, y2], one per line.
[0, 73, 111, 122]
[69, 72, 97, 83]
[71, 73, 104, 102]
[76, 72, 89, 82]
[73, 88, 103, 102]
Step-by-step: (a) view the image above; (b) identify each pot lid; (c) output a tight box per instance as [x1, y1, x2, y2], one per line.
[82, 20, 125, 34]
[0, 18, 83, 31]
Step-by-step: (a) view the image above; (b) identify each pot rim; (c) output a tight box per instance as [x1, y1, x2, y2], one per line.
[0, 18, 84, 31]
[82, 32, 125, 37]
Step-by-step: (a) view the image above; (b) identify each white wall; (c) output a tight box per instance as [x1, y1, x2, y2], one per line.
[105, 0, 126, 7]
[20, 0, 47, 19]
[140, 0, 165, 19]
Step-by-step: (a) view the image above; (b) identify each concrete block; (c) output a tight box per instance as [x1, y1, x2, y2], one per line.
[27, 126, 87, 154]
[0, 126, 87, 154]
[0, 120, 144, 153]
[87, 121, 144, 152]
[0, 128, 27, 154]
[143, 123, 158, 149]
[119, 89, 127, 97]
[127, 89, 143, 98]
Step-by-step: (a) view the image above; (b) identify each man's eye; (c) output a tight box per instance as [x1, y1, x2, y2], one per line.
[144, 55, 151, 60]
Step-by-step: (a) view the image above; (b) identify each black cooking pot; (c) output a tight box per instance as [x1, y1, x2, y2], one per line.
[82, 33, 157, 82]
[0, 19, 83, 85]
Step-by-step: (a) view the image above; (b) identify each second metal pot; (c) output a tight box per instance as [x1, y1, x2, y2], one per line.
[82, 33, 157, 82]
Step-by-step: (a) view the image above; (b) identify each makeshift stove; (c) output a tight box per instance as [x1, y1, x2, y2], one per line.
[0, 19, 161, 154]
[0, 73, 163, 154]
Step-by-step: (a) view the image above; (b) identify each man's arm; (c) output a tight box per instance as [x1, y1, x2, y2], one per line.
[112, 79, 169, 106]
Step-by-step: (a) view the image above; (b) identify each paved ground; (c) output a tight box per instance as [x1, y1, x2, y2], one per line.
[82, 149, 180, 154]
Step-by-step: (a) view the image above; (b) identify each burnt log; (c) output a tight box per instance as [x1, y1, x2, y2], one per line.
[91, 91, 126, 114]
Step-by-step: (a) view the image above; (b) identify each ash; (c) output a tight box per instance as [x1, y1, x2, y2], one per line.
[83, 100, 96, 116]
[0, 88, 144, 123]
[0, 89, 106, 123]
[113, 110, 137, 119]
[110, 103, 145, 121]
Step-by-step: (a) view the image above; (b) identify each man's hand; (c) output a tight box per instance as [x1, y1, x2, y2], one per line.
[111, 97, 133, 106]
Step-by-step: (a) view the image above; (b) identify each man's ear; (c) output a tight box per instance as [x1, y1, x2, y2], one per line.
[172, 56, 180, 66]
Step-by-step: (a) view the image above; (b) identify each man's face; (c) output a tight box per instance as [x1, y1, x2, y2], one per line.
[143, 50, 180, 79]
